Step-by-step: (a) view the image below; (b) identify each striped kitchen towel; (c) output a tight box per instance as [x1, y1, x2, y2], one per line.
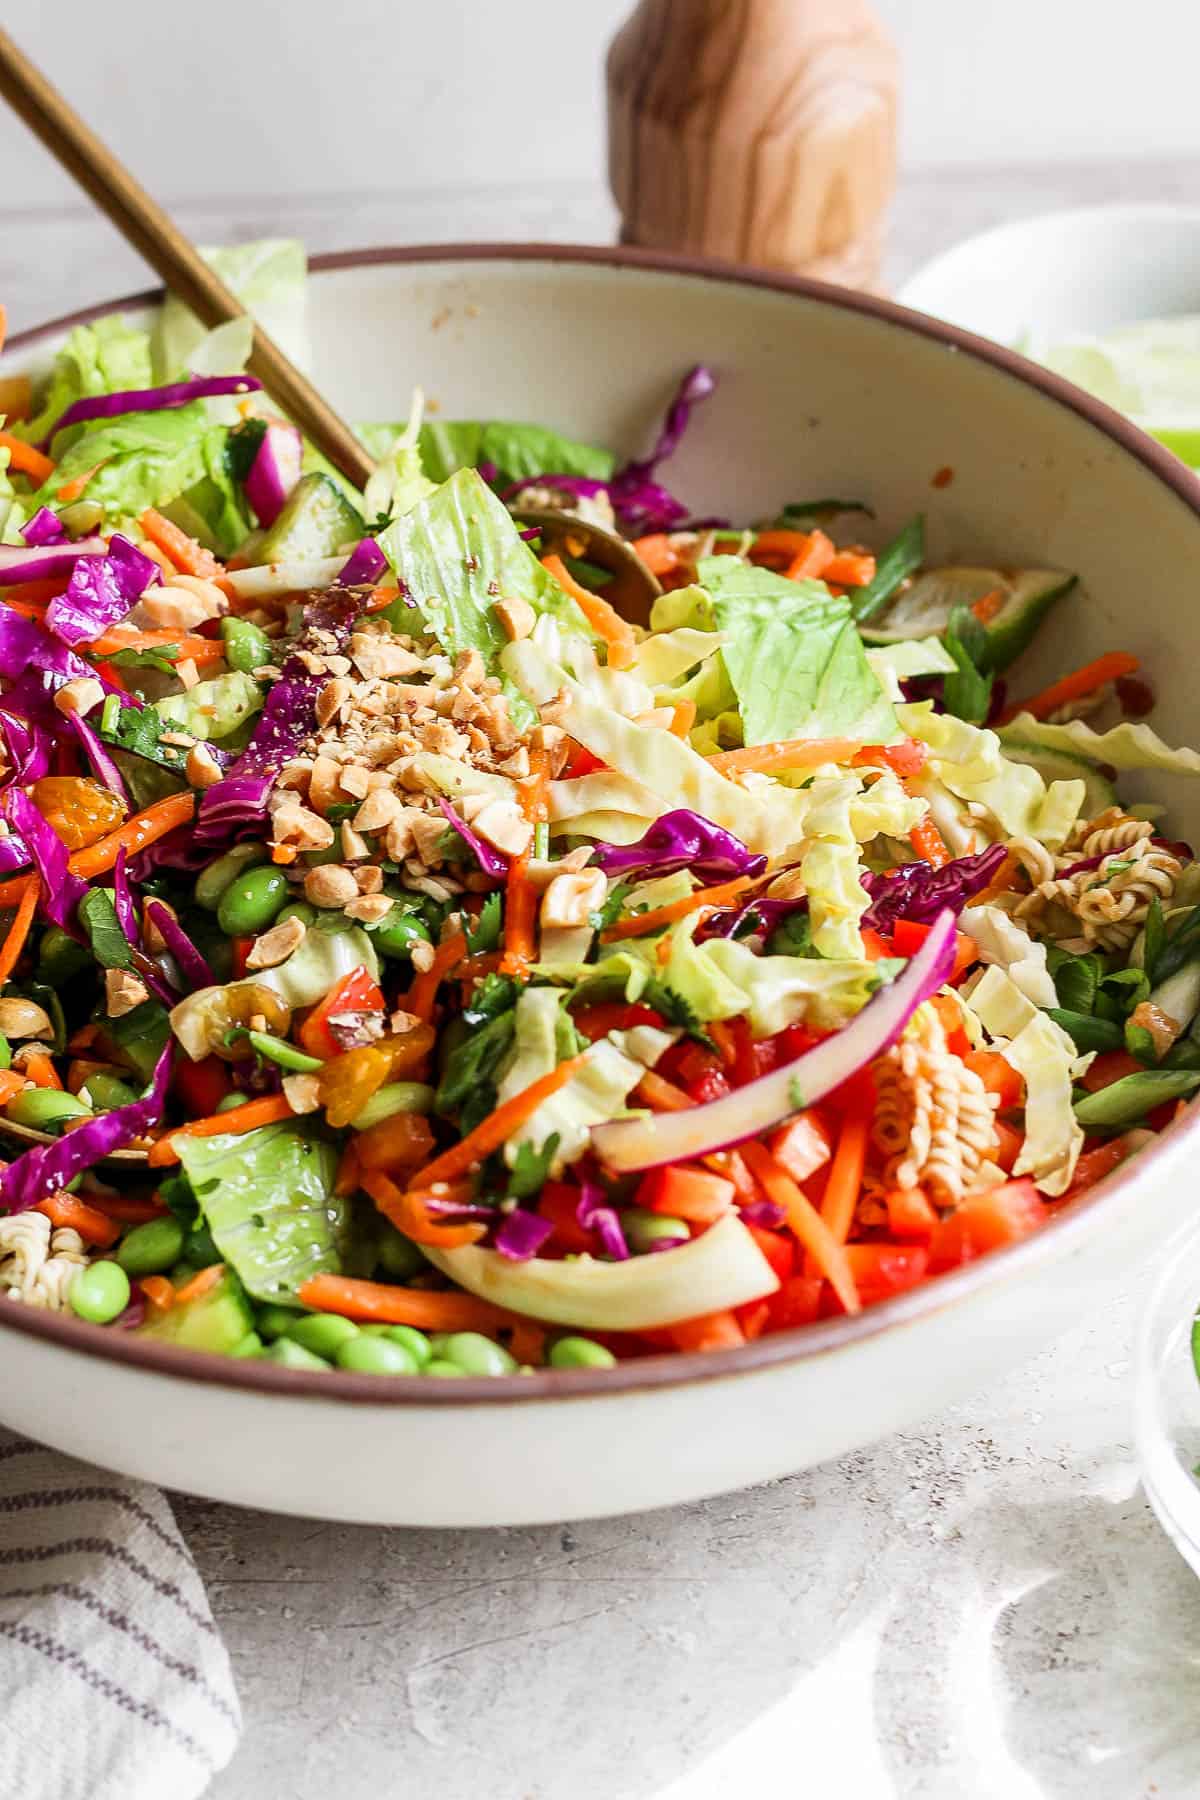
[0, 1429, 240, 1799]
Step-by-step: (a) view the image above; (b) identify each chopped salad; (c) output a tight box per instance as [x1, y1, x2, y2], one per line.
[0, 241, 1196, 1380]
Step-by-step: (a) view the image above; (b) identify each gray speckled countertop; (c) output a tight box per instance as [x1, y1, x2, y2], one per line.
[8, 157, 1200, 1799]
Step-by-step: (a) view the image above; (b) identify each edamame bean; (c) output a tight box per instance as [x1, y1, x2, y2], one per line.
[286, 1314, 360, 1358]
[195, 842, 266, 911]
[37, 925, 91, 984]
[549, 1336, 617, 1370]
[83, 1073, 141, 1112]
[117, 1216, 186, 1278]
[369, 907, 433, 962]
[220, 616, 273, 675]
[376, 1226, 428, 1281]
[70, 1260, 130, 1324]
[438, 1332, 517, 1377]
[5, 1089, 92, 1132]
[383, 1325, 432, 1366]
[622, 1207, 690, 1254]
[217, 864, 290, 936]
[261, 1337, 332, 1371]
[424, 1359, 468, 1378]
[335, 1335, 419, 1376]
[256, 1303, 303, 1341]
[276, 901, 318, 929]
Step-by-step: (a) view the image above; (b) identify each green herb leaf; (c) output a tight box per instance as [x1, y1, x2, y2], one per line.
[77, 888, 134, 971]
[765, 910, 815, 959]
[851, 514, 925, 625]
[463, 973, 520, 1028]
[589, 880, 631, 934]
[507, 1133, 561, 1201]
[436, 1009, 517, 1115]
[465, 891, 503, 955]
[95, 644, 183, 679]
[1047, 945, 1102, 1016]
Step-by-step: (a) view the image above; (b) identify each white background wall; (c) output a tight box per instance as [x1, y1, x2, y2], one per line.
[2, 0, 1200, 213]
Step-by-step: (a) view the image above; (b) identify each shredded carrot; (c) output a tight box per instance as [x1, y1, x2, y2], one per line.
[147, 1093, 295, 1167]
[0, 431, 54, 486]
[0, 792, 197, 912]
[632, 1070, 694, 1112]
[139, 1275, 175, 1313]
[34, 1193, 118, 1249]
[542, 552, 636, 671]
[822, 549, 877, 587]
[601, 872, 757, 942]
[909, 815, 952, 870]
[670, 1308, 746, 1352]
[853, 739, 926, 778]
[817, 1109, 872, 1246]
[971, 587, 1005, 624]
[0, 878, 39, 987]
[408, 1053, 590, 1191]
[296, 1271, 508, 1332]
[631, 534, 679, 576]
[740, 1141, 860, 1314]
[88, 626, 224, 664]
[509, 1319, 546, 1366]
[173, 1263, 227, 1305]
[708, 737, 863, 777]
[137, 508, 224, 579]
[996, 652, 1141, 727]
[405, 930, 468, 1022]
[0, 1070, 24, 1107]
[668, 699, 696, 739]
[973, 850, 1019, 906]
[21, 1051, 62, 1091]
[361, 584, 400, 613]
[750, 529, 836, 579]
[85, 1193, 168, 1224]
[361, 1170, 485, 1248]
[57, 461, 108, 505]
[0, 577, 67, 609]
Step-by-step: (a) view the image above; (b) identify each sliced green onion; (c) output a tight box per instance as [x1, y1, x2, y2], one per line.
[350, 1081, 435, 1131]
[246, 1030, 323, 1073]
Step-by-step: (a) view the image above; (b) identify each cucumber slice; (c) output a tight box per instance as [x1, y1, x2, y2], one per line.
[254, 473, 363, 564]
[860, 567, 1075, 670]
[137, 1271, 255, 1356]
[1000, 738, 1118, 816]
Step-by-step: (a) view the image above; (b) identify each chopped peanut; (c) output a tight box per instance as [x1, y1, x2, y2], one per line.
[185, 743, 223, 789]
[245, 915, 307, 970]
[53, 678, 106, 718]
[494, 595, 536, 642]
[540, 867, 608, 930]
[303, 864, 360, 909]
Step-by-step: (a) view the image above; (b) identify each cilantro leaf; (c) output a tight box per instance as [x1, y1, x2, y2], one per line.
[506, 1134, 560, 1201]
[77, 888, 133, 971]
[465, 891, 503, 954]
[589, 880, 630, 934]
[463, 973, 519, 1028]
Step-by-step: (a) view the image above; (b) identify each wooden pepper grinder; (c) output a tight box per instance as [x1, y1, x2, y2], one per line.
[607, 0, 898, 290]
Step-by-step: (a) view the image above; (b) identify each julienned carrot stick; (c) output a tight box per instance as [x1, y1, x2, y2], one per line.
[750, 529, 835, 579]
[0, 791, 197, 911]
[997, 652, 1141, 726]
[139, 1276, 175, 1313]
[21, 1051, 62, 1091]
[0, 431, 54, 485]
[601, 873, 757, 942]
[0, 577, 66, 608]
[542, 553, 636, 671]
[500, 851, 537, 977]
[740, 1141, 861, 1315]
[137, 508, 224, 579]
[707, 737, 863, 776]
[147, 1093, 295, 1167]
[631, 534, 679, 576]
[296, 1271, 509, 1332]
[816, 1109, 871, 1246]
[909, 816, 952, 870]
[173, 1263, 226, 1305]
[89, 627, 224, 663]
[362, 585, 400, 612]
[34, 1192, 119, 1249]
[633, 1070, 694, 1112]
[361, 1170, 485, 1248]
[405, 931, 468, 1021]
[822, 549, 876, 587]
[409, 1053, 590, 1191]
[0, 878, 39, 986]
[57, 461, 107, 505]
[668, 700, 696, 738]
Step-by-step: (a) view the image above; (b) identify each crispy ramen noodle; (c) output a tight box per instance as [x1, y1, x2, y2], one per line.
[871, 1004, 999, 1206]
[0, 1213, 88, 1312]
[1010, 808, 1183, 952]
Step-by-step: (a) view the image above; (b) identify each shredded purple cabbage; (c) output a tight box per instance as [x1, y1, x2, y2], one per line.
[0, 835, 31, 875]
[0, 707, 50, 786]
[1, 787, 87, 931]
[40, 373, 264, 448]
[111, 847, 139, 947]
[65, 709, 127, 803]
[338, 538, 388, 586]
[861, 844, 1008, 933]
[20, 507, 65, 547]
[699, 892, 806, 942]
[436, 797, 508, 878]
[576, 1184, 629, 1261]
[144, 899, 215, 989]
[0, 604, 127, 695]
[0, 1042, 173, 1214]
[504, 364, 716, 535]
[46, 534, 161, 646]
[592, 809, 765, 885]
[738, 1199, 787, 1228]
[0, 536, 107, 588]
[495, 1208, 555, 1261]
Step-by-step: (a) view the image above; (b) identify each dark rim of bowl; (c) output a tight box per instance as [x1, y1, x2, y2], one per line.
[3, 239, 1199, 1408]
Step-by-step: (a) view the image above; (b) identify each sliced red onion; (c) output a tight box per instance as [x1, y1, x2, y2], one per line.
[244, 421, 303, 528]
[0, 536, 107, 587]
[576, 1184, 630, 1260]
[338, 538, 388, 586]
[495, 1208, 555, 1260]
[21, 507, 65, 547]
[738, 1199, 787, 1228]
[40, 374, 263, 448]
[65, 709, 128, 804]
[437, 797, 508, 878]
[592, 910, 957, 1173]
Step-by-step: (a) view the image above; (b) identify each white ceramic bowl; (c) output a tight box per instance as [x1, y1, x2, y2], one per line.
[897, 204, 1200, 342]
[3, 245, 1200, 1526]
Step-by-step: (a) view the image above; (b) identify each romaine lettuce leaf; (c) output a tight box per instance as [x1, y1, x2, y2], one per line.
[997, 712, 1200, 776]
[154, 239, 309, 379]
[33, 406, 228, 523]
[14, 317, 152, 447]
[866, 636, 957, 701]
[416, 419, 614, 487]
[176, 1120, 348, 1301]
[699, 555, 897, 746]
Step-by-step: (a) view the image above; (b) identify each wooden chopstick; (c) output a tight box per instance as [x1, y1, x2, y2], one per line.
[0, 27, 374, 491]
